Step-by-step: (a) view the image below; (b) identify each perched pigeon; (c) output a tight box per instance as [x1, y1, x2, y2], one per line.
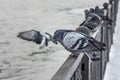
[90, 8, 95, 13]
[80, 12, 103, 30]
[75, 26, 91, 35]
[93, 6, 112, 24]
[95, 6, 104, 14]
[84, 9, 91, 19]
[103, 2, 109, 9]
[17, 30, 57, 48]
[53, 30, 106, 57]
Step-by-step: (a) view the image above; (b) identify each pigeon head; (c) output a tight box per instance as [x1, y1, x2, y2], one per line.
[90, 8, 95, 13]
[53, 30, 65, 42]
[84, 10, 91, 15]
[103, 2, 109, 9]
[84, 10, 91, 19]
[95, 6, 100, 12]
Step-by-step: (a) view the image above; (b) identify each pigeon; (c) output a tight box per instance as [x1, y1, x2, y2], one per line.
[80, 12, 103, 30]
[75, 26, 91, 35]
[84, 9, 91, 19]
[53, 30, 106, 57]
[83, 8, 112, 30]
[103, 2, 109, 9]
[90, 8, 95, 13]
[94, 6, 105, 18]
[93, 5, 112, 24]
[17, 30, 57, 48]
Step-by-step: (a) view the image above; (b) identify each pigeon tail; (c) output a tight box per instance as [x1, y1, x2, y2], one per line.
[89, 40, 106, 52]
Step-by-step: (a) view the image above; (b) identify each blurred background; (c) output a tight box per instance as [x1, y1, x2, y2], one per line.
[0, 0, 108, 80]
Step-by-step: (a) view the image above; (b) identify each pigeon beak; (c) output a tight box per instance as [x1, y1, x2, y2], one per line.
[17, 32, 21, 38]
[52, 38, 58, 44]
[53, 35, 56, 41]
[53, 36, 58, 44]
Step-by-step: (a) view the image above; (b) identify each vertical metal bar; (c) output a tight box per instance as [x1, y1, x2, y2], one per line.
[100, 26, 103, 80]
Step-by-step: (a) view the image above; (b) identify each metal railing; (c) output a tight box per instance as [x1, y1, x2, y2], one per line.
[51, 0, 119, 80]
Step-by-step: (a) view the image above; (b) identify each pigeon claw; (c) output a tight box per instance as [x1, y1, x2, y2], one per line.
[69, 53, 78, 57]
[91, 57, 101, 61]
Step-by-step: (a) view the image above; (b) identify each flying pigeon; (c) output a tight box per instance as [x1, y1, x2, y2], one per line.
[53, 30, 106, 57]
[17, 30, 57, 48]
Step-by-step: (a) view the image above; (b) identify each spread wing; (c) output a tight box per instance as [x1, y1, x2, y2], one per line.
[17, 30, 43, 44]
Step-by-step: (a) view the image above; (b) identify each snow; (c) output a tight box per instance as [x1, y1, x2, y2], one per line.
[0, 0, 108, 80]
[104, 1, 120, 80]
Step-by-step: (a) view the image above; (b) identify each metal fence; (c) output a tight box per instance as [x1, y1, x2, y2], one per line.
[51, 0, 119, 80]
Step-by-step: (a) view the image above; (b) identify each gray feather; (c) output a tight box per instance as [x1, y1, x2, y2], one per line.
[17, 30, 43, 44]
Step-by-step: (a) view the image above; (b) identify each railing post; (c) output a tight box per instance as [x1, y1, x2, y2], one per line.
[110, 0, 119, 33]
[100, 26, 104, 80]
[108, 0, 114, 45]
[81, 55, 89, 80]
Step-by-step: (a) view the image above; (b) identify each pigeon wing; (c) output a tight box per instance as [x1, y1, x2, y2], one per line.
[17, 30, 43, 44]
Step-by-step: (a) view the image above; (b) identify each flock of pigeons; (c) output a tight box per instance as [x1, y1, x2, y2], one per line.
[17, 2, 112, 59]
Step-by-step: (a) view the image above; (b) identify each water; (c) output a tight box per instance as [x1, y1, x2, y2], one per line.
[0, 0, 107, 80]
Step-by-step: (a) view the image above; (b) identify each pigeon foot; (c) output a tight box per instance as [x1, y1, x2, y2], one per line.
[69, 53, 78, 57]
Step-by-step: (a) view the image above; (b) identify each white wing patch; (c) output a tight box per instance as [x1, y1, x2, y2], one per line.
[39, 36, 47, 48]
